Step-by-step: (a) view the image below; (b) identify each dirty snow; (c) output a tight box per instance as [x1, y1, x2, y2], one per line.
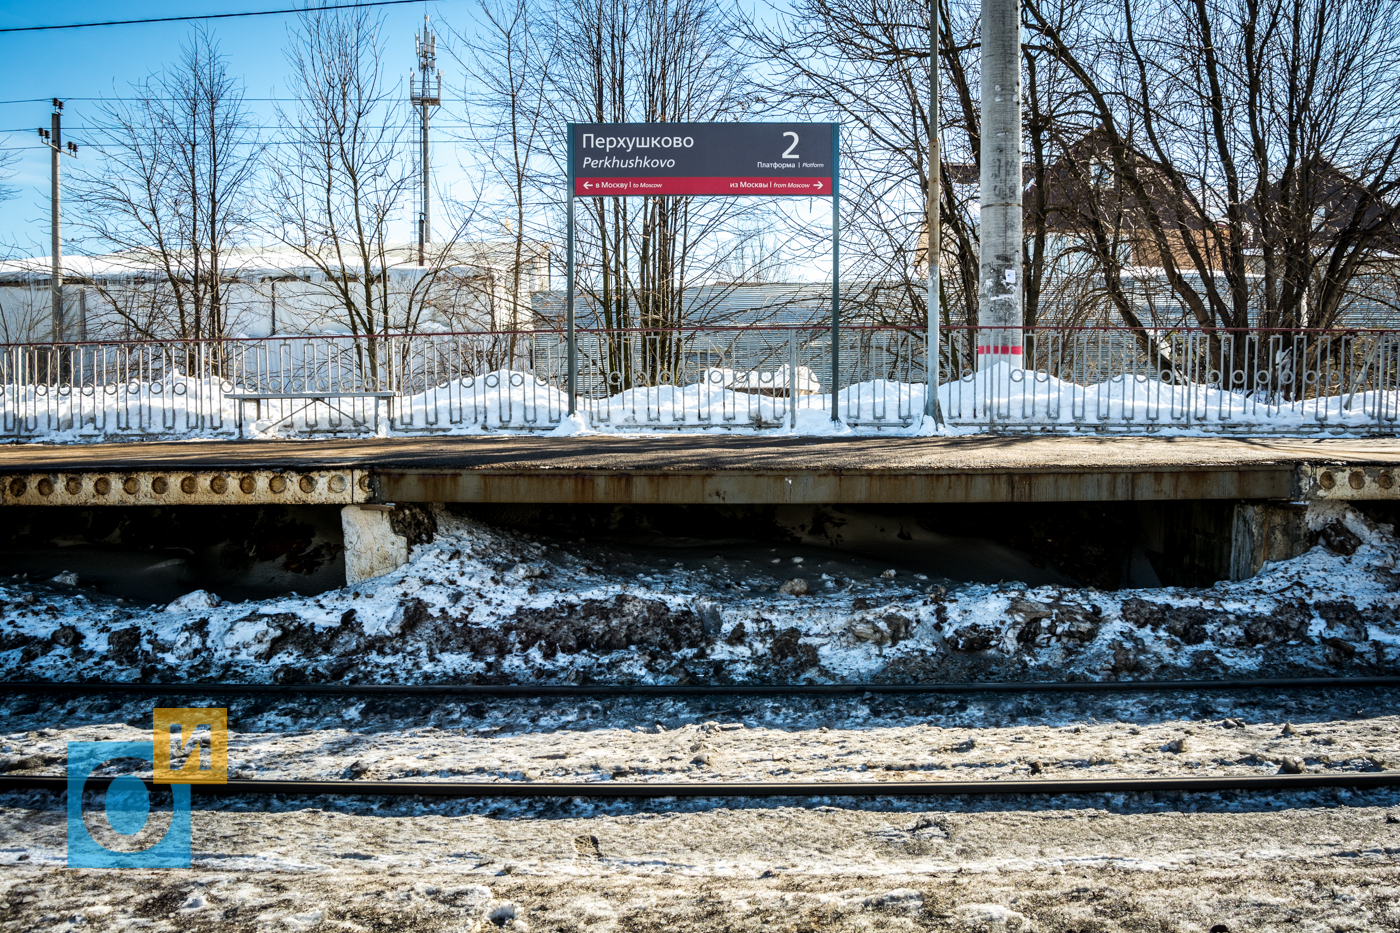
[2, 501, 1397, 687]
[3, 670, 1400, 928]
[2, 789, 1400, 929]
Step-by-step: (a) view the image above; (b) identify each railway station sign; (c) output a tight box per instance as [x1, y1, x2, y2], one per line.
[563, 121, 843, 419]
[569, 122, 836, 197]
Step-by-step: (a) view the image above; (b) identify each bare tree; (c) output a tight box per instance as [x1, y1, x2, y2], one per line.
[743, 0, 1088, 339]
[71, 26, 260, 342]
[542, 0, 763, 384]
[1026, 0, 1400, 341]
[267, 2, 415, 355]
[748, 0, 947, 327]
[0, 146, 30, 341]
[452, 0, 555, 336]
[0, 145, 17, 206]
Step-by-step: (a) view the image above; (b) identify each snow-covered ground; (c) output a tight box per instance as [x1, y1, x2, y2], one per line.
[3, 787, 1399, 931]
[2, 685, 1399, 930]
[2, 501, 1397, 687]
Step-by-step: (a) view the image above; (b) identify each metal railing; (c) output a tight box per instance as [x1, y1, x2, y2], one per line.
[938, 326, 1400, 432]
[3, 325, 1398, 439]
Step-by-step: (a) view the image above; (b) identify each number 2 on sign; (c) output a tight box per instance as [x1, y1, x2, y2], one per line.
[782, 132, 799, 159]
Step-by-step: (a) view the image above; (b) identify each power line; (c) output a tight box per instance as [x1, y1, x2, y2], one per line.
[0, 1, 448, 34]
[0, 139, 475, 151]
[0, 99, 412, 105]
[0, 99, 464, 106]
[2, 126, 488, 133]
[0, 98, 407, 104]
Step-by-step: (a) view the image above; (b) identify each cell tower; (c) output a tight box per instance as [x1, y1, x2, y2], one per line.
[410, 16, 441, 267]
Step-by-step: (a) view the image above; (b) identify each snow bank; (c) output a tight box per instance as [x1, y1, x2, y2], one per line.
[2, 503, 1397, 686]
[8, 361, 1398, 440]
[939, 361, 1400, 432]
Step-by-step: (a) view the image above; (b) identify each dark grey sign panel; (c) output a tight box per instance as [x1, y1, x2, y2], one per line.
[570, 122, 836, 196]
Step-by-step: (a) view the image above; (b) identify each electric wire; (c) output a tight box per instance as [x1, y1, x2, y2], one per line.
[0, 1, 453, 34]
[0, 99, 464, 105]
[1, 126, 485, 133]
[0, 140, 467, 151]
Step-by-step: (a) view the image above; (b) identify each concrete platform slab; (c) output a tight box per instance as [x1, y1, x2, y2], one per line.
[2, 435, 1399, 504]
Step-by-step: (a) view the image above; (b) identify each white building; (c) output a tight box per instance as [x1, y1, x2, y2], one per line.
[0, 240, 552, 343]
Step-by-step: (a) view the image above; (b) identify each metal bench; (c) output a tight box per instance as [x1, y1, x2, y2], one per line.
[227, 391, 397, 437]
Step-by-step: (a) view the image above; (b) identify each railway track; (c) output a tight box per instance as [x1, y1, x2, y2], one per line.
[5, 676, 1395, 801]
[3, 675, 1399, 699]
[4, 771, 1399, 798]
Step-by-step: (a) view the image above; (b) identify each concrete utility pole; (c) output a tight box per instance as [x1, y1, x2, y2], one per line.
[926, 0, 945, 424]
[977, 0, 1023, 367]
[37, 99, 77, 343]
[411, 17, 441, 267]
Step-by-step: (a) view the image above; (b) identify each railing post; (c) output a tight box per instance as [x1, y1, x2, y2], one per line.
[789, 327, 798, 429]
[3, 347, 13, 436]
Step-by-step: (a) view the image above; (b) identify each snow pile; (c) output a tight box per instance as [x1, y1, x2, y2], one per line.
[8, 360, 1399, 441]
[939, 361, 1400, 431]
[702, 365, 825, 394]
[1, 502, 1397, 685]
[6, 374, 242, 440]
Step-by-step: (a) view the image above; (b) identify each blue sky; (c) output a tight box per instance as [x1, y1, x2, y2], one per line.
[0, 0, 824, 281]
[0, 1, 461, 255]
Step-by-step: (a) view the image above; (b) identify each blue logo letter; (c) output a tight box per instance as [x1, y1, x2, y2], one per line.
[67, 741, 191, 868]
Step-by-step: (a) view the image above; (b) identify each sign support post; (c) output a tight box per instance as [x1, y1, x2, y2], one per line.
[565, 125, 577, 415]
[830, 124, 841, 423]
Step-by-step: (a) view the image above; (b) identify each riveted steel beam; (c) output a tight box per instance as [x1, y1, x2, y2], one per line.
[1296, 464, 1400, 500]
[1, 469, 370, 506]
[6, 460, 1400, 506]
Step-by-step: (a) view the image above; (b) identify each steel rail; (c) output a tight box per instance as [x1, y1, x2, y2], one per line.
[4, 772, 1399, 799]
[2, 676, 1399, 700]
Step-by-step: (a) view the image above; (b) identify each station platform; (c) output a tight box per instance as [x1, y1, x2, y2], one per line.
[3, 434, 1400, 505]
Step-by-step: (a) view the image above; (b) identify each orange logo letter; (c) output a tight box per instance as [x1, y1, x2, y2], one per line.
[153, 708, 227, 784]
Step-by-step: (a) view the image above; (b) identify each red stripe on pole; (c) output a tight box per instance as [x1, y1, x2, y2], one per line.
[575, 177, 833, 196]
[976, 345, 1023, 354]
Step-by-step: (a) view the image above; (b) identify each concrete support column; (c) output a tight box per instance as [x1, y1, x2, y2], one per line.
[1229, 501, 1312, 581]
[341, 505, 408, 584]
[978, 0, 1024, 368]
